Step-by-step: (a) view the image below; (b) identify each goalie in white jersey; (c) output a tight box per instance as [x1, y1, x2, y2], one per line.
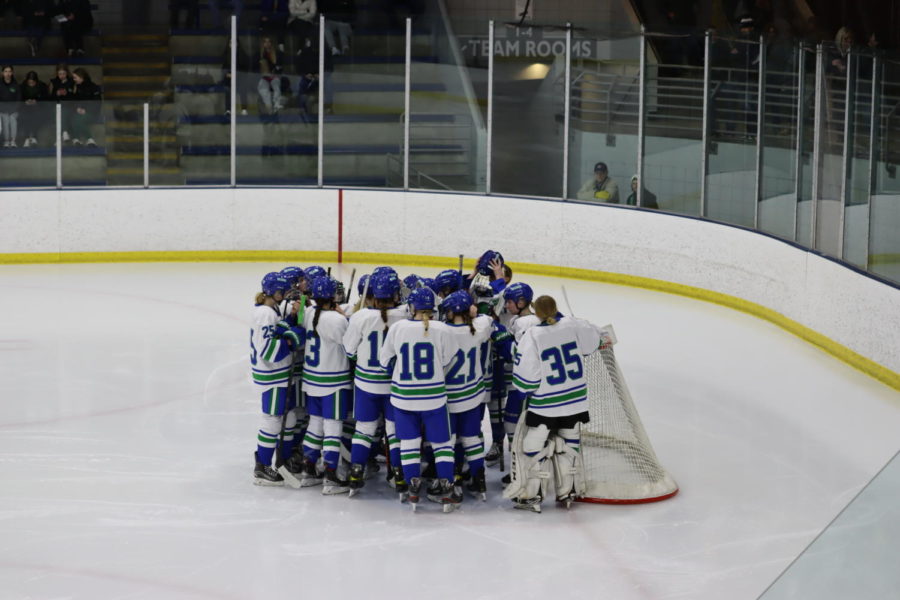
[300, 275, 353, 494]
[342, 271, 407, 494]
[250, 272, 304, 486]
[379, 287, 462, 512]
[504, 295, 604, 512]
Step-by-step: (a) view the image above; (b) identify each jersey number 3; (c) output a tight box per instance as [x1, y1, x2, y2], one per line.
[541, 341, 583, 385]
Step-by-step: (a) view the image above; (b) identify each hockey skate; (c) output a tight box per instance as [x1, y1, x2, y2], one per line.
[392, 467, 409, 501]
[513, 495, 542, 513]
[485, 442, 503, 468]
[276, 451, 304, 489]
[299, 459, 324, 487]
[557, 492, 576, 509]
[348, 463, 365, 497]
[425, 477, 443, 504]
[465, 469, 487, 501]
[439, 479, 463, 513]
[254, 453, 285, 487]
[407, 477, 422, 511]
[322, 468, 350, 495]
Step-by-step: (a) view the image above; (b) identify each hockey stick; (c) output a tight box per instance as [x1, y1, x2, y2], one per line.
[346, 268, 356, 302]
[561, 285, 575, 318]
[276, 294, 307, 488]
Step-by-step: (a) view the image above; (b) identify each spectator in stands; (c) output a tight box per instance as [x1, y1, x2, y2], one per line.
[221, 37, 252, 115]
[20, 70, 48, 147]
[0, 65, 21, 148]
[257, 36, 285, 114]
[49, 62, 74, 142]
[68, 67, 100, 146]
[859, 32, 881, 80]
[22, 1, 53, 56]
[208, 0, 243, 28]
[320, 0, 354, 56]
[625, 174, 658, 209]
[829, 27, 854, 75]
[288, 0, 318, 56]
[576, 161, 619, 203]
[169, 0, 200, 29]
[295, 29, 334, 119]
[57, 0, 94, 57]
[259, 0, 289, 48]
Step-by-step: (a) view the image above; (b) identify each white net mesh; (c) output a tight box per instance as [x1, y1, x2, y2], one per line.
[579, 346, 678, 503]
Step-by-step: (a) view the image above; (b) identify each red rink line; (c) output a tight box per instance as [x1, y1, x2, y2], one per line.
[338, 188, 344, 263]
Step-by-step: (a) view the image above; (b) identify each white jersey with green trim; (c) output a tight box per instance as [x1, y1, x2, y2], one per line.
[379, 318, 458, 412]
[249, 304, 292, 392]
[444, 315, 493, 413]
[342, 306, 407, 394]
[301, 308, 352, 397]
[510, 313, 540, 342]
[512, 315, 603, 418]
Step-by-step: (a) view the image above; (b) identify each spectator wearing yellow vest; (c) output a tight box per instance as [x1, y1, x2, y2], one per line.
[576, 161, 619, 203]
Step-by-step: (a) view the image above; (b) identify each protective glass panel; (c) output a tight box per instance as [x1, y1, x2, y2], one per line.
[842, 54, 874, 268]
[795, 45, 817, 247]
[2, 63, 59, 188]
[404, 15, 484, 192]
[172, 30, 234, 185]
[706, 33, 759, 226]
[871, 56, 900, 283]
[758, 451, 900, 600]
[567, 30, 641, 207]
[489, 23, 564, 199]
[321, 18, 405, 188]
[759, 37, 800, 240]
[641, 32, 704, 216]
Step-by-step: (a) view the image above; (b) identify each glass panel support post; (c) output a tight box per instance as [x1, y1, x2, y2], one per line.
[810, 44, 825, 248]
[700, 30, 711, 216]
[865, 54, 880, 271]
[143, 103, 150, 188]
[561, 23, 572, 200]
[486, 20, 494, 195]
[793, 43, 806, 241]
[754, 34, 765, 229]
[230, 15, 237, 187]
[317, 14, 325, 187]
[403, 17, 411, 190]
[838, 52, 855, 257]
[56, 102, 62, 189]
[637, 26, 646, 208]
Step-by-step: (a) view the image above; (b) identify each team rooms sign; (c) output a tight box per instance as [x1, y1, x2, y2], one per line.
[459, 28, 598, 60]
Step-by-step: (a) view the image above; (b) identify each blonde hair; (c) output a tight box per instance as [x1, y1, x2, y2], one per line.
[415, 310, 433, 335]
[255, 292, 267, 304]
[533, 295, 559, 325]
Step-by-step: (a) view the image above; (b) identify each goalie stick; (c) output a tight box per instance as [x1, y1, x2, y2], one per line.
[276, 294, 307, 489]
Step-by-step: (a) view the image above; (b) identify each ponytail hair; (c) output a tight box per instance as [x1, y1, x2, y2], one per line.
[375, 297, 393, 334]
[460, 311, 475, 335]
[312, 298, 333, 335]
[533, 295, 559, 325]
[255, 292, 267, 305]
[420, 310, 432, 335]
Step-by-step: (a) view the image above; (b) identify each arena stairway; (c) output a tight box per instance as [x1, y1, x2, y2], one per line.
[101, 33, 182, 186]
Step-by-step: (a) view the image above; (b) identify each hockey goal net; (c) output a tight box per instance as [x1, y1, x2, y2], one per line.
[578, 339, 678, 504]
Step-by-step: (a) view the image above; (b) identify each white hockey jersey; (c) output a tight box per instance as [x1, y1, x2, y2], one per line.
[301, 308, 352, 397]
[444, 315, 494, 413]
[250, 303, 293, 391]
[379, 318, 458, 412]
[343, 306, 408, 394]
[512, 316, 603, 418]
[510, 313, 540, 342]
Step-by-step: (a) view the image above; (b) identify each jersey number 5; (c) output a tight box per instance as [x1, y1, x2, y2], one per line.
[541, 341, 583, 385]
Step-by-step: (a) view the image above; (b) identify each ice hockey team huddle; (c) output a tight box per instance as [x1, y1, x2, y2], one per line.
[249, 250, 607, 513]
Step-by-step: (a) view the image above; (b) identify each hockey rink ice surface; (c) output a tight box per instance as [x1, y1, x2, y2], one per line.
[1, 262, 898, 600]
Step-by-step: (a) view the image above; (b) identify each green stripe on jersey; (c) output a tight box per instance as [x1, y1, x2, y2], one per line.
[302, 372, 352, 384]
[252, 369, 291, 383]
[390, 384, 446, 396]
[529, 387, 588, 406]
[512, 375, 540, 390]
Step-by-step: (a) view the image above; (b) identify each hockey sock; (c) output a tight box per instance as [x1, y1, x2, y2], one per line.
[257, 414, 283, 466]
[351, 419, 378, 465]
[400, 436, 423, 482]
[385, 418, 401, 468]
[303, 414, 324, 463]
[504, 389, 527, 443]
[280, 410, 299, 459]
[432, 441, 455, 481]
[322, 418, 344, 470]
[462, 435, 485, 473]
[340, 420, 354, 463]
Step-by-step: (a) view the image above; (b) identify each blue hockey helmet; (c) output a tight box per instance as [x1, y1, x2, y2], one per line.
[476, 250, 504, 276]
[310, 275, 338, 300]
[304, 265, 327, 282]
[373, 266, 397, 278]
[371, 272, 400, 300]
[434, 269, 461, 295]
[280, 266, 304, 287]
[441, 290, 473, 316]
[261, 272, 291, 296]
[357, 274, 370, 295]
[503, 282, 534, 304]
[422, 277, 437, 293]
[403, 274, 423, 290]
[407, 287, 436, 312]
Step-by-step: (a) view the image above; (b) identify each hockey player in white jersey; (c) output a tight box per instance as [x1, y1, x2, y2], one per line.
[300, 275, 353, 494]
[439, 290, 501, 501]
[250, 272, 304, 486]
[343, 272, 407, 495]
[501, 282, 539, 451]
[379, 287, 461, 512]
[504, 295, 604, 512]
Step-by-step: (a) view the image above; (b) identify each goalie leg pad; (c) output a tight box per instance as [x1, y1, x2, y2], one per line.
[551, 426, 585, 500]
[503, 422, 553, 501]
